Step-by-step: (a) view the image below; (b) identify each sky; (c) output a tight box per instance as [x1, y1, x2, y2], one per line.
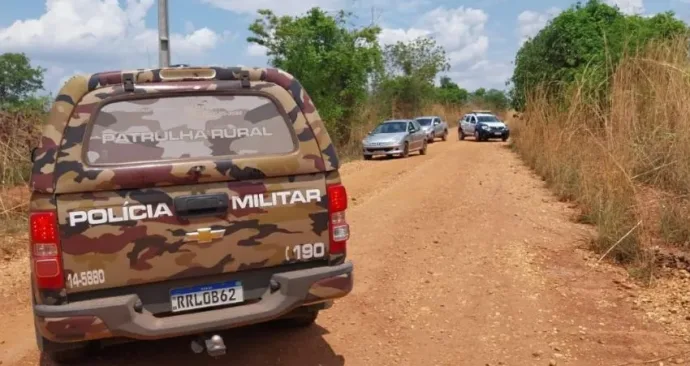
[1, 0, 688, 96]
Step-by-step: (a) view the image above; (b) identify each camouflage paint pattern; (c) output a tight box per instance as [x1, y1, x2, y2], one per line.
[57, 173, 330, 293]
[30, 67, 346, 306]
[30, 67, 339, 194]
[30, 67, 351, 341]
[51, 80, 329, 194]
[303, 273, 353, 305]
[37, 316, 112, 343]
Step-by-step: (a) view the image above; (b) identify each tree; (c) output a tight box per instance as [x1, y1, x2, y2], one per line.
[247, 8, 383, 144]
[436, 76, 468, 105]
[472, 88, 486, 99]
[383, 37, 449, 81]
[510, 0, 688, 110]
[377, 37, 450, 116]
[0, 53, 45, 110]
[482, 89, 510, 110]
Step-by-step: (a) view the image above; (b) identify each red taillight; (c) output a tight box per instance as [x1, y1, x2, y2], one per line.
[327, 184, 349, 254]
[30, 211, 64, 289]
[328, 184, 347, 212]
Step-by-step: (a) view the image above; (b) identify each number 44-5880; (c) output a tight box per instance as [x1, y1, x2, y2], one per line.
[67, 269, 106, 288]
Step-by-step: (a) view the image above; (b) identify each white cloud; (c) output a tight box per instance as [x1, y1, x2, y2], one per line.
[0, 0, 224, 67]
[447, 36, 488, 64]
[202, 0, 345, 16]
[606, 0, 645, 15]
[419, 7, 488, 55]
[377, 6, 497, 88]
[246, 43, 268, 57]
[517, 7, 560, 45]
[378, 28, 432, 45]
[379, 6, 490, 65]
[445, 60, 513, 91]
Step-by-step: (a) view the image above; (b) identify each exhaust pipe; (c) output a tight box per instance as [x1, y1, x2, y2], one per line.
[190, 334, 226, 357]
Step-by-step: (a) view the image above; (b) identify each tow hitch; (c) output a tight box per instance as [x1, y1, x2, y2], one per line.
[190, 334, 226, 357]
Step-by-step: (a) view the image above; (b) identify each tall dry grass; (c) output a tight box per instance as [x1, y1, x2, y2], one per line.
[0, 111, 42, 258]
[511, 37, 690, 266]
[0, 99, 482, 257]
[336, 100, 474, 160]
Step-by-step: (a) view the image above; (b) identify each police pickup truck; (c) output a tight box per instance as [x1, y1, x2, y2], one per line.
[28, 66, 353, 362]
[458, 111, 510, 142]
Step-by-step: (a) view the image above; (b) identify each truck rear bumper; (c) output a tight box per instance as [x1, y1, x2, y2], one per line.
[34, 261, 353, 343]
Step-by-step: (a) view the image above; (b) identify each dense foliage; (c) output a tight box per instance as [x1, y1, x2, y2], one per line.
[510, 0, 689, 110]
[248, 8, 384, 144]
[247, 7, 508, 136]
[0, 53, 48, 112]
[0, 6, 511, 172]
[374, 37, 450, 116]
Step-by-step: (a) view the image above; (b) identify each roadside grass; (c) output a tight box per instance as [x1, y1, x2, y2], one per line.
[511, 37, 690, 272]
[0, 111, 41, 259]
[0, 99, 497, 257]
[336, 101, 482, 161]
[0, 111, 42, 186]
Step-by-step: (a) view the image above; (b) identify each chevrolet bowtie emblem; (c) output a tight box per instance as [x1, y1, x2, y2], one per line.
[185, 228, 226, 243]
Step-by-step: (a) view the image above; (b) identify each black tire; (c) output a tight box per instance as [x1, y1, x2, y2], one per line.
[502, 136, 508, 142]
[474, 131, 481, 141]
[459, 129, 465, 140]
[364, 154, 372, 160]
[441, 130, 448, 141]
[420, 141, 427, 155]
[401, 142, 409, 158]
[36, 328, 89, 364]
[43, 348, 89, 364]
[275, 310, 319, 328]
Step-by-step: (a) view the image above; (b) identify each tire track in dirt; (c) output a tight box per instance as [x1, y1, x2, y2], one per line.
[4, 138, 689, 366]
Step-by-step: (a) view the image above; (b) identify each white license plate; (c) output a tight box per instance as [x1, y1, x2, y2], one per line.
[170, 280, 244, 313]
[494, 132, 502, 136]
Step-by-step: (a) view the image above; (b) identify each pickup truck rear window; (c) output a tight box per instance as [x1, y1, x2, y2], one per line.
[85, 94, 295, 165]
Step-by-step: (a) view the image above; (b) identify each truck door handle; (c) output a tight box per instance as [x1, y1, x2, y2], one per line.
[173, 193, 229, 218]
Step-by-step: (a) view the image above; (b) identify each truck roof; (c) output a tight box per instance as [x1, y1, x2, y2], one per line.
[31, 65, 339, 194]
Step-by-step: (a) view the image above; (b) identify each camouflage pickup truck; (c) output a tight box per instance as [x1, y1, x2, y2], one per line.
[28, 66, 353, 362]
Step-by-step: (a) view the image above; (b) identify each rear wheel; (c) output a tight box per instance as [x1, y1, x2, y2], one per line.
[420, 141, 427, 155]
[36, 324, 90, 364]
[34, 294, 90, 365]
[459, 129, 465, 140]
[441, 130, 448, 141]
[273, 309, 319, 328]
[286, 311, 318, 327]
[363, 154, 372, 160]
[42, 347, 89, 365]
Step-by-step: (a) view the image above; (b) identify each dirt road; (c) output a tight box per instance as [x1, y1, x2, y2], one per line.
[2, 138, 687, 365]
